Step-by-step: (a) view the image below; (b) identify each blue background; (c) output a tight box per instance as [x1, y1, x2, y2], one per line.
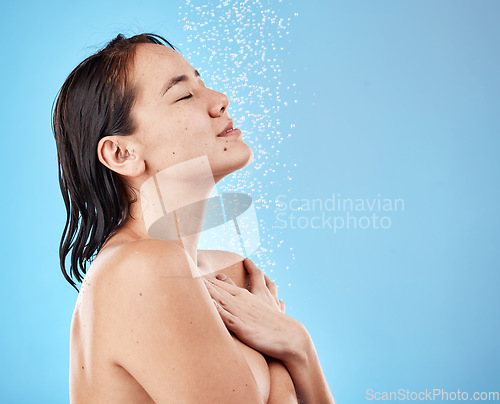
[1, 0, 499, 402]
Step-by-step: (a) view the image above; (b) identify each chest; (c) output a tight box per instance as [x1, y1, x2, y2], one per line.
[231, 332, 271, 402]
[198, 251, 271, 401]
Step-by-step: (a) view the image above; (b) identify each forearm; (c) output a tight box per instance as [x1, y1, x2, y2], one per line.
[281, 325, 335, 404]
[205, 268, 335, 403]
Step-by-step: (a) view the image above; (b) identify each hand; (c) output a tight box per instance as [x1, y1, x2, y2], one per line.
[242, 258, 286, 314]
[203, 258, 306, 362]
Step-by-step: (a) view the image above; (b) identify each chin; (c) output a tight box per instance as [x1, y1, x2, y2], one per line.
[212, 144, 254, 182]
[239, 145, 254, 168]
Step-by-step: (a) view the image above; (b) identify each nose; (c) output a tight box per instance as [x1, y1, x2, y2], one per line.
[208, 89, 229, 117]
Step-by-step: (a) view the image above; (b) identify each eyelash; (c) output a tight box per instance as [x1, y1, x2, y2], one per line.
[177, 94, 193, 102]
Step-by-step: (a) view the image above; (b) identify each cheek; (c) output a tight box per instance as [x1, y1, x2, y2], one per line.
[145, 109, 214, 160]
[172, 111, 205, 136]
[167, 129, 214, 162]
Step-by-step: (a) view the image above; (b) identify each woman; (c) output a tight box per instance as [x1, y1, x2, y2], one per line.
[54, 33, 334, 403]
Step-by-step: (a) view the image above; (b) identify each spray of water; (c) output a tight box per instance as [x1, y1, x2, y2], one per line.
[177, 0, 297, 278]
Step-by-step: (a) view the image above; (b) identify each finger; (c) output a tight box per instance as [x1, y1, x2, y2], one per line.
[204, 280, 244, 318]
[243, 258, 267, 293]
[279, 300, 286, 314]
[203, 278, 230, 302]
[264, 274, 278, 299]
[205, 281, 249, 326]
[211, 299, 246, 332]
[204, 277, 241, 297]
[216, 273, 237, 286]
[264, 275, 281, 308]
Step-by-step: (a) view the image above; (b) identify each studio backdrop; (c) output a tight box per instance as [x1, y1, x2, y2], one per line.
[1, 0, 499, 403]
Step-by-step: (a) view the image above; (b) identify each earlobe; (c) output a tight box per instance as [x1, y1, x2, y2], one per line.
[97, 136, 145, 178]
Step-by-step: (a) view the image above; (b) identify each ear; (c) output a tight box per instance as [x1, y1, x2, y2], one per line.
[97, 136, 145, 178]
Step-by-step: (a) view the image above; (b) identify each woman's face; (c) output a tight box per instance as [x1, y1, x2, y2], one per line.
[129, 43, 253, 182]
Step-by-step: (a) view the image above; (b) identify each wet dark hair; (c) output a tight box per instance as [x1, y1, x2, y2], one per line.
[53, 33, 176, 292]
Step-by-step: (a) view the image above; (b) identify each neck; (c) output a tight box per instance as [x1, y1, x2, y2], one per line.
[124, 157, 218, 268]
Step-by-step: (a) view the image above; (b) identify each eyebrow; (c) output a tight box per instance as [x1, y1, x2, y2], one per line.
[161, 69, 201, 96]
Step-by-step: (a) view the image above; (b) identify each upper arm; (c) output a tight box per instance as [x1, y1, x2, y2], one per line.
[101, 240, 264, 403]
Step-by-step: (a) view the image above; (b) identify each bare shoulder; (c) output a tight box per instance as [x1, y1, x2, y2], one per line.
[78, 239, 192, 300]
[79, 238, 199, 330]
[76, 240, 264, 403]
[198, 249, 248, 286]
[94, 239, 192, 280]
[199, 249, 244, 268]
[73, 239, 196, 354]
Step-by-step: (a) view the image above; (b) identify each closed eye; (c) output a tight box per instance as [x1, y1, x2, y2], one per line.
[177, 94, 193, 102]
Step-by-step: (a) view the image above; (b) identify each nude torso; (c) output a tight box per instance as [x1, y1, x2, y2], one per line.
[69, 236, 296, 403]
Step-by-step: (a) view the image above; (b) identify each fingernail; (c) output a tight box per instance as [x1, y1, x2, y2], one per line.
[216, 273, 227, 281]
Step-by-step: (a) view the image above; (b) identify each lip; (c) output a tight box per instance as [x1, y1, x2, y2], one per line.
[217, 120, 241, 137]
[217, 128, 242, 138]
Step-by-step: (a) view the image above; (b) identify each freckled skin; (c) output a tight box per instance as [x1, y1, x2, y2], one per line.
[127, 44, 253, 181]
[78, 45, 274, 402]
